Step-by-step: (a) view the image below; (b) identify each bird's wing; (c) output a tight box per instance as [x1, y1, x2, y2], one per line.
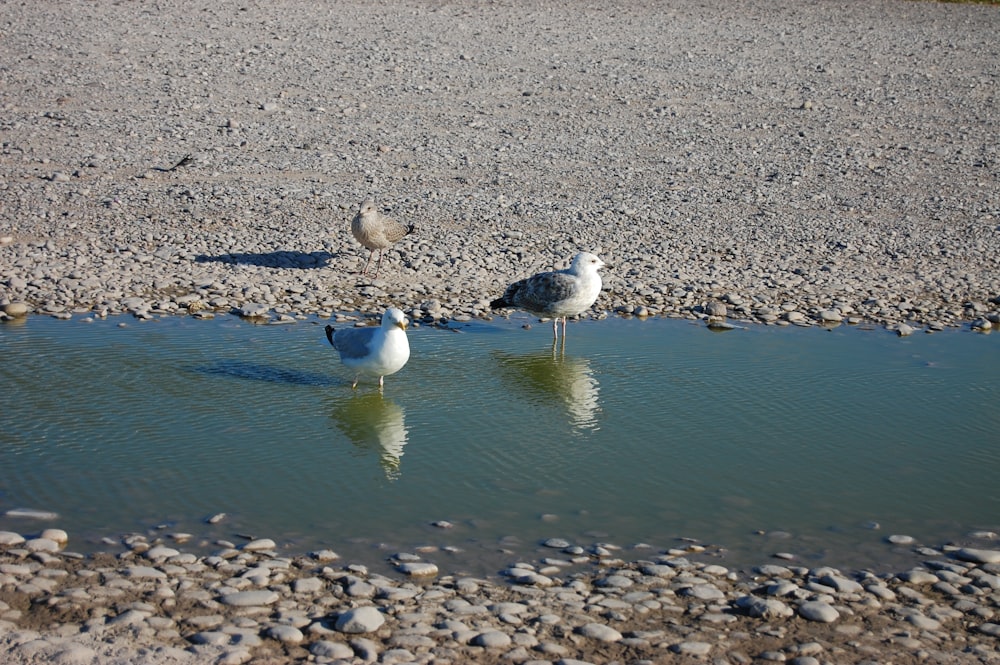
[333, 327, 378, 359]
[513, 271, 578, 312]
[381, 217, 413, 243]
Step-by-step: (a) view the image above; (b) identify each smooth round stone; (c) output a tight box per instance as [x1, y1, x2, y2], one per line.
[955, 548, 1000, 565]
[900, 569, 938, 584]
[683, 584, 726, 600]
[736, 595, 794, 619]
[145, 546, 180, 559]
[267, 625, 304, 644]
[219, 590, 280, 607]
[125, 566, 167, 579]
[504, 569, 554, 587]
[242, 538, 276, 552]
[41, 529, 68, 545]
[977, 623, 1000, 637]
[238, 303, 270, 318]
[906, 614, 942, 630]
[292, 577, 324, 594]
[817, 574, 863, 594]
[24, 538, 59, 553]
[335, 606, 385, 633]
[472, 630, 512, 648]
[670, 641, 713, 656]
[3, 302, 29, 317]
[0, 532, 26, 546]
[595, 575, 634, 588]
[887, 534, 916, 545]
[575, 623, 622, 642]
[396, 562, 438, 577]
[543, 538, 571, 549]
[798, 601, 840, 623]
[310, 640, 353, 658]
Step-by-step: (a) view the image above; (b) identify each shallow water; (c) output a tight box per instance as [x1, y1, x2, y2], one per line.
[1, 314, 998, 575]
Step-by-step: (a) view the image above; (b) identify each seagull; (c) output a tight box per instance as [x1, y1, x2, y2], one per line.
[324, 307, 410, 388]
[490, 252, 606, 340]
[351, 199, 415, 278]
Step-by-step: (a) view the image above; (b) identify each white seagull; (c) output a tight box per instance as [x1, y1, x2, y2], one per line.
[491, 252, 606, 340]
[351, 199, 415, 278]
[325, 308, 410, 388]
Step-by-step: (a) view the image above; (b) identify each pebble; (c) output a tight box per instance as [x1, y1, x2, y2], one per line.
[0, 0, 994, 336]
[335, 606, 385, 633]
[797, 601, 840, 623]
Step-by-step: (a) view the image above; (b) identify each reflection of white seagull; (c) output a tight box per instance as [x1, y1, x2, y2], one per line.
[330, 393, 408, 480]
[491, 252, 606, 340]
[351, 199, 415, 278]
[324, 308, 410, 389]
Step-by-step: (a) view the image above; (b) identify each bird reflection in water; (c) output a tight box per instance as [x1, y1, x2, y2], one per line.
[491, 341, 601, 431]
[329, 393, 408, 480]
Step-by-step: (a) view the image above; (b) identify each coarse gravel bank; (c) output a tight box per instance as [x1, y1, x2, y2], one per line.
[2, 526, 1000, 665]
[1, 0, 998, 333]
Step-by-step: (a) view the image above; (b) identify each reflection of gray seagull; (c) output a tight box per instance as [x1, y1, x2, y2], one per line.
[351, 199, 415, 278]
[324, 308, 410, 389]
[491, 252, 606, 340]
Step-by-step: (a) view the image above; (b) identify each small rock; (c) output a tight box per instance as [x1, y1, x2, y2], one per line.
[335, 606, 385, 633]
[798, 601, 839, 623]
[575, 623, 622, 642]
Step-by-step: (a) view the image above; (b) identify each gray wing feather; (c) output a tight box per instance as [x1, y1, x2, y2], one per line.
[513, 272, 578, 312]
[333, 327, 376, 359]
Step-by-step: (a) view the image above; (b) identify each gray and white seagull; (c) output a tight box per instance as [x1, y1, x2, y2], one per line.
[325, 307, 410, 389]
[491, 252, 606, 340]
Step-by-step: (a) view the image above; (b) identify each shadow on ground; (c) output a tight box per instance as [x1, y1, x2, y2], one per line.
[195, 250, 335, 269]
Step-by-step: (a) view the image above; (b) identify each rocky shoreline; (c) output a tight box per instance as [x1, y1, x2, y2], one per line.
[2, 0, 998, 334]
[2, 526, 1000, 665]
[2, 0, 999, 661]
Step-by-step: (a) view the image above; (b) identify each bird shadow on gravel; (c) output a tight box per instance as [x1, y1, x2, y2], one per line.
[193, 359, 343, 387]
[194, 250, 335, 269]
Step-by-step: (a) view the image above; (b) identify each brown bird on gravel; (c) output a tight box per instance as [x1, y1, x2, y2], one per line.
[350, 199, 415, 278]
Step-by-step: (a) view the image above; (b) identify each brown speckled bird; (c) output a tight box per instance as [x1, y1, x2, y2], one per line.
[350, 199, 415, 278]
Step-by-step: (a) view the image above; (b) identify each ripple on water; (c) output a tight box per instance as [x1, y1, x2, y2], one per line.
[0, 315, 997, 572]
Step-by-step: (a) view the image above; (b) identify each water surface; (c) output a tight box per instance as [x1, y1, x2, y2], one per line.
[1, 314, 997, 575]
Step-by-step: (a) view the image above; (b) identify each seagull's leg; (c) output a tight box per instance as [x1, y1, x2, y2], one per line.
[562, 317, 568, 339]
[373, 250, 385, 278]
[361, 249, 374, 275]
[352, 375, 360, 389]
[551, 318, 558, 340]
[378, 375, 385, 388]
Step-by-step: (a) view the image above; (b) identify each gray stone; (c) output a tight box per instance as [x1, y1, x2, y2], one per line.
[267, 624, 304, 644]
[735, 595, 794, 619]
[472, 630, 512, 647]
[219, 590, 280, 607]
[955, 548, 1000, 565]
[310, 640, 354, 658]
[336, 606, 385, 633]
[798, 601, 839, 623]
[670, 641, 713, 656]
[575, 623, 622, 642]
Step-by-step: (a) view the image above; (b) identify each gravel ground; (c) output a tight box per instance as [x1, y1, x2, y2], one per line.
[2, 0, 1000, 663]
[1, 0, 998, 333]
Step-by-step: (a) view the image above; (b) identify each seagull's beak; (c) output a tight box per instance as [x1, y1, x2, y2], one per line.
[397, 321, 408, 331]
